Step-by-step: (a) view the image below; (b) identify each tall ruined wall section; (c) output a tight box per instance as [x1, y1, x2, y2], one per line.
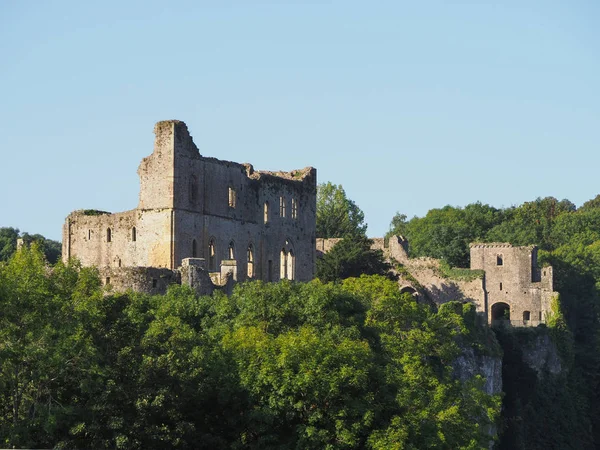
[163, 120, 317, 282]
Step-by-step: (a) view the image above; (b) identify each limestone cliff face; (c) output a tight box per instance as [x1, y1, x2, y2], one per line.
[453, 347, 503, 396]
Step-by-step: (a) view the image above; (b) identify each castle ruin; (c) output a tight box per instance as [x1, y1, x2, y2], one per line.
[63, 120, 317, 294]
[318, 237, 557, 326]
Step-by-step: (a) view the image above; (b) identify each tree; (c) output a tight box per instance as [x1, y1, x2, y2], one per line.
[387, 203, 505, 267]
[316, 182, 367, 238]
[316, 236, 392, 283]
[0, 227, 19, 262]
[0, 227, 61, 264]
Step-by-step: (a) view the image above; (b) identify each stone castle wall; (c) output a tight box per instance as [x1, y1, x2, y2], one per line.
[64, 120, 317, 288]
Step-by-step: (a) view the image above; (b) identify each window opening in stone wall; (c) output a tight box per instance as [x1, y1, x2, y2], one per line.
[228, 187, 236, 208]
[132, 227, 136, 242]
[496, 254, 503, 266]
[228, 241, 235, 259]
[106, 228, 112, 243]
[192, 239, 197, 258]
[287, 249, 295, 280]
[105, 277, 110, 285]
[523, 311, 531, 321]
[264, 201, 269, 224]
[543, 270, 546, 276]
[117, 258, 121, 268]
[291, 198, 298, 219]
[499, 282, 503, 291]
[539, 311, 542, 320]
[189, 175, 198, 205]
[247, 244, 254, 278]
[280, 248, 287, 280]
[152, 278, 158, 288]
[280, 196, 286, 217]
[88, 229, 91, 240]
[209, 239, 216, 271]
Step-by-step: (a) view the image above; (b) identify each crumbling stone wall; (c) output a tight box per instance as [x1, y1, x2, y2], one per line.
[63, 120, 317, 284]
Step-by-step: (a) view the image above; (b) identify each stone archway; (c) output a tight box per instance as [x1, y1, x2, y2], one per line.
[491, 302, 510, 321]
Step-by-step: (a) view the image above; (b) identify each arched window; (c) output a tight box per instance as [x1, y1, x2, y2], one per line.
[280, 239, 295, 280]
[287, 249, 295, 280]
[209, 239, 216, 271]
[228, 241, 235, 259]
[131, 227, 137, 242]
[497, 254, 503, 266]
[192, 239, 197, 258]
[106, 228, 112, 243]
[280, 248, 288, 280]
[264, 201, 269, 224]
[291, 198, 298, 219]
[279, 196, 286, 217]
[247, 244, 254, 278]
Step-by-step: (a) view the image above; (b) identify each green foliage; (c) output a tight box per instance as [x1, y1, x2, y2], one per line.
[316, 236, 392, 283]
[0, 227, 61, 264]
[0, 227, 19, 261]
[0, 261, 500, 448]
[436, 260, 484, 282]
[387, 202, 506, 267]
[80, 209, 111, 216]
[387, 194, 600, 447]
[317, 182, 367, 238]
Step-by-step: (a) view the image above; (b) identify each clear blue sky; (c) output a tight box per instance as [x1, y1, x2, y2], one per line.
[1, 0, 599, 241]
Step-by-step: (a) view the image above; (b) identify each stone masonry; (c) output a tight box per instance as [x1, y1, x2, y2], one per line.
[63, 120, 317, 294]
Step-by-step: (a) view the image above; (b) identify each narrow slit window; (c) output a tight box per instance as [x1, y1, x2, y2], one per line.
[247, 244, 254, 278]
[228, 187, 236, 208]
[192, 239, 197, 258]
[106, 228, 112, 243]
[499, 282, 503, 291]
[209, 239, 216, 270]
[189, 175, 198, 205]
[264, 201, 269, 224]
[88, 229, 91, 240]
[131, 227, 136, 242]
[228, 241, 235, 259]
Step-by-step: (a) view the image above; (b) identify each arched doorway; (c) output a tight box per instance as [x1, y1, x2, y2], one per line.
[491, 302, 510, 321]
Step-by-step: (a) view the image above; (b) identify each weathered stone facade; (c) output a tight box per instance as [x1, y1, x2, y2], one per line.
[63, 120, 317, 293]
[470, 243, 555, 326]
